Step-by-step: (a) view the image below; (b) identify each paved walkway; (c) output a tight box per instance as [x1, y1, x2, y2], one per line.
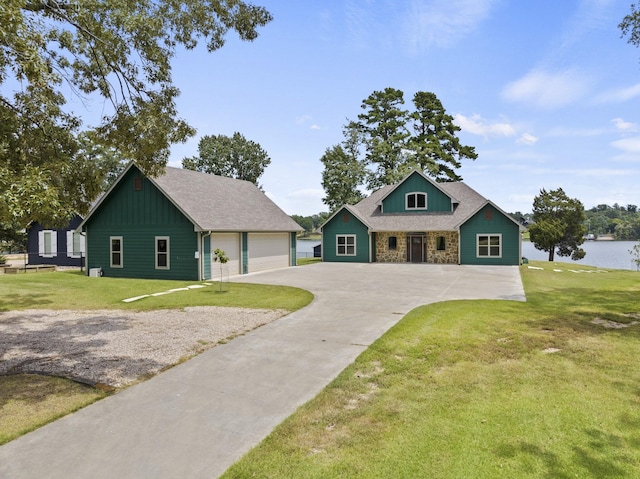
[0, 263, 525, 478]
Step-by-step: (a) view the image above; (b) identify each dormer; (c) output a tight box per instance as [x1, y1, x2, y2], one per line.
[378, 170, 455, 214]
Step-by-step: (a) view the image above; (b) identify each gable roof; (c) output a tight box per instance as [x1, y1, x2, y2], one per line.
[376, 169, 459, 206]
[333, 170, 521, 232]
[81, 163, 302, 232]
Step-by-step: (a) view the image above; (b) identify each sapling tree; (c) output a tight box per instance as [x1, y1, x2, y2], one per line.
[213, 248, 229, 291]
[629, 241, 640, 271]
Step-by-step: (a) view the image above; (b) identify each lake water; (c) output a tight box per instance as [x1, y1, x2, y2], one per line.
[522, 240, 639, 271]
[298, 239, 640, 271]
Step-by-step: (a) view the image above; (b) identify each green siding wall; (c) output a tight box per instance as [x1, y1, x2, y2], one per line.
[382, 172, 453, 213]
[290, 232, 297, 266]
[322, 209, 370, 263]
[84, 166, 199, 280]
[459, 205, 521, 265]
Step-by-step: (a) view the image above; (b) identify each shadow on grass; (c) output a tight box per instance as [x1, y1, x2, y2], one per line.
[0, 294, 53, 312]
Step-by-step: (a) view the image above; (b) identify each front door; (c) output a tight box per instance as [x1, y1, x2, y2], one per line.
[407, 235, 425, 263]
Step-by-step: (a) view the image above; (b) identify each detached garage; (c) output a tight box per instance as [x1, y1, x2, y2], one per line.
[79, 164, 302, 280]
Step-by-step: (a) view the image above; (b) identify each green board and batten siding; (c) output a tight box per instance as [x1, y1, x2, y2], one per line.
[85, 167, 199, 280]
[459, 204, 520, 265]
[322, 208, 370, 263]
[381, 172, 453, 213]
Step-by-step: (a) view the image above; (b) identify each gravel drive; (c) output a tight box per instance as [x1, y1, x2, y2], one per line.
[0, 307, 287, 387]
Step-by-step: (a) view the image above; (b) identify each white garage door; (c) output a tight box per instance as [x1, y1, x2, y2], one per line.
[248, 233, 290, 273]
[212, 233, 240, 276]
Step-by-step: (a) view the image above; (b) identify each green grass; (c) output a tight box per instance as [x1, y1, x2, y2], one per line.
[0, 271, 313, 312]
[297, 257, 322, 266]
[221, 261, 640, 478]
[0, 271, 313, 444]
[0, 375, 107, 445]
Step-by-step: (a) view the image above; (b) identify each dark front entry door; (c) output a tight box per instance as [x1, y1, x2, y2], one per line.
[408, 235, 424, 263]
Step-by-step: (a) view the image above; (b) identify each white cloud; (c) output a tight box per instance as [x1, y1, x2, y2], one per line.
[296, 114, 313, 125]
[502, 68, 592, 109]
[287, 188, 325, 200]
[517, 133, 539, 146]
[595, 83, 640, 103]
[611, 118, 638, 133]
[611, 137, 640, 153]
[310, 124, 321, 130]
[404, 0, 496, 50]
[454, 113, 515, 138]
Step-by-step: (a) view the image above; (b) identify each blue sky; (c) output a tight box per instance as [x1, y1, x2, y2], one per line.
[166, 0, 640, 216]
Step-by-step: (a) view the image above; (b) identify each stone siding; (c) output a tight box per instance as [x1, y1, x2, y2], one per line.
[375, 232, 407, 263]
[375, 231, 459, 264]
[426, 231, 458, 264]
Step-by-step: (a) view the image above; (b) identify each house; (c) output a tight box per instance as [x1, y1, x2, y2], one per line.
[27, 216, 86, 267]
[78, 163, 302, 280]
[321, 170, 521, 265]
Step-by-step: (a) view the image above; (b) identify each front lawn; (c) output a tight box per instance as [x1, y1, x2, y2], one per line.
[0, 271, 313, 445]
[0, 271, 312, 312]
[222, 262, 640, 478]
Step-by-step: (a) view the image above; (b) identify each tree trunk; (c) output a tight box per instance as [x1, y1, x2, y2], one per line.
[548, 249, 555, 261]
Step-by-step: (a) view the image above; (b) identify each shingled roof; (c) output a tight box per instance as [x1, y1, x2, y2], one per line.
[84, 164, 302, 232]
[343, 176, 507, 232]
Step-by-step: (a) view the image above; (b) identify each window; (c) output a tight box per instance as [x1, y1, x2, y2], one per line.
[134, 177, 143, 191]
[110, 236, 123, 267]
[155, 236, 170, 269]
[388, 236, 397, 250]
[437, 236, 446, 251]
[477, 234, 501, 258]
[336, 235, 356, 256]
[406, 192, 427, 210]
[67, 231, 85, 258]
[38, 230, 57, 257]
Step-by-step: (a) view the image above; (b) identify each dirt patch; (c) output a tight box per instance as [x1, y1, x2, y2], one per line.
[0, 307, 287, 387]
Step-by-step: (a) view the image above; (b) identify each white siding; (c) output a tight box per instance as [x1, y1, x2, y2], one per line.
[212, 233, 241, 276]
[248, 233, 290, 273]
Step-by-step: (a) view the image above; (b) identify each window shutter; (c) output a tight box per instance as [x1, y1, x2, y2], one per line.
[50, 233, 57, 257]
[67, 231, 73, 257]
[38, 231, 45, 256]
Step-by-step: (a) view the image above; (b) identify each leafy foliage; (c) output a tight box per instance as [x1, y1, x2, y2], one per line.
[584, 204, 640, 240]
[182, 132, 271, 186]
[529, 188, 587, 261]
[620, 3, 640, 53]
[1, 0, 272, 227]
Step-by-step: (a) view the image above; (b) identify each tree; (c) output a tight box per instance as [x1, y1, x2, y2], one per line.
[329, 88, 476, 200]
[354, 88, 411, 189]
[182, 132, 271, 186]
[620, 4, 640, 54]
[629, 241, 640, 271]
[1, 1, 272, 228]
[320, 124, 367, 212]
[529, 188, 587, 261]
[290, 215, 314, 235]
[407, 91, 477, 182]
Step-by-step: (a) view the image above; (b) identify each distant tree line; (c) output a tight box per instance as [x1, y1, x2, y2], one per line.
[584, 204, 640, 240]
[290, 213, 330, 236]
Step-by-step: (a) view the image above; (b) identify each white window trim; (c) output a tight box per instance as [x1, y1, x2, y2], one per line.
[110, 236, 123, 268]
[38, 230, 57, 258]
[155, 236, 170, 270]
[477, 234, 502, 258]
[67, 231, 85, 258]
[405, 192, 428, 211]
[336, 234, 356, 257]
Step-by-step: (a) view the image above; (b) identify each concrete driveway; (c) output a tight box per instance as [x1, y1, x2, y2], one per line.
[0, 263, 524, 479]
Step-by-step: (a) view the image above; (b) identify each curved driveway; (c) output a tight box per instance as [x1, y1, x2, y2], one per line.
[0, 263, 524, 479]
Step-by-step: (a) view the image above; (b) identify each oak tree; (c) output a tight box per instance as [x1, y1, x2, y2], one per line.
[182, 132, 271, 186]
[0, 0, 272, 227]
